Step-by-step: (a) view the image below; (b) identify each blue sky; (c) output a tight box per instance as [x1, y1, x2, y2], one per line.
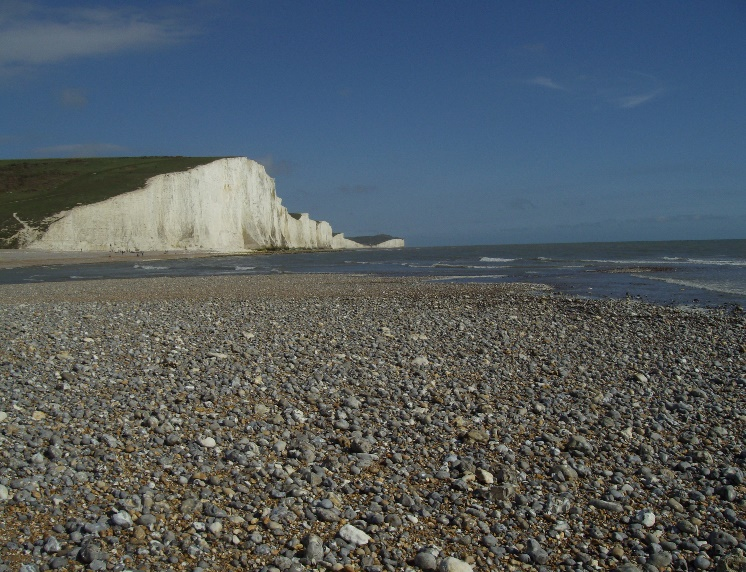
[1, 1, 744, 246]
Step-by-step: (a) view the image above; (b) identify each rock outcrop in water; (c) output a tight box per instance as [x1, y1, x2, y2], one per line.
[23, 157, 404, 251]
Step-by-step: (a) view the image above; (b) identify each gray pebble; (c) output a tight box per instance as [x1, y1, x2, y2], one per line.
[414, 551, 437, 571]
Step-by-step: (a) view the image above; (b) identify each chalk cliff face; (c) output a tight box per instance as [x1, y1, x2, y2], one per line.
[24, 157, 403, 251]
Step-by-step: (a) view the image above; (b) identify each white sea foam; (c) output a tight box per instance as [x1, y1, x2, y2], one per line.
[480, 257, 516, 263]
[434, 263, 503, 269]
[234, 266, 256, 271]
[586, 257, 746, 267]
[428, 274, 507, 281]
[635, 274, 746, 296]
[685, 258, 746, 267]
[134, 264, 169, 270]
[584, 258, 669, 265]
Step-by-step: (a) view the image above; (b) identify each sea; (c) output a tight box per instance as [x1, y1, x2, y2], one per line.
[2, 239, 745, 309]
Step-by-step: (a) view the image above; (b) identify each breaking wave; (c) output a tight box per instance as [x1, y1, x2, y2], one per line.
[480, 257, 516, 263]
[637, 274, 746, 296]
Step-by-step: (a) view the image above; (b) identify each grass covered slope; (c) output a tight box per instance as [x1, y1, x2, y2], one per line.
[0, 156, 227, 247]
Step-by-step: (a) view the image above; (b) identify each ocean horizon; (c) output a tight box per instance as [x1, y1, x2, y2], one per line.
[2, 238, 745, 309]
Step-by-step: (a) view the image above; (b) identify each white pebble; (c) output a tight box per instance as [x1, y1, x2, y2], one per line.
[112, 511, 133, 527]
[338, 523, 371, 546]
[199, 436, 217, 448]
[438, 557, 473, 572]
[637, 508, 656, 527]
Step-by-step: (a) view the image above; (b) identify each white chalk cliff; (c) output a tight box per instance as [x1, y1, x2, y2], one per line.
[24, 157, 403, 251]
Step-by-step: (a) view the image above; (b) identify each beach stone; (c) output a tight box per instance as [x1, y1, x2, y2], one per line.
[489, 483, 516, 501]
[48, 557, 68, 569]
[303, 534, 324, 563]
[545, 493, 572, 515]
[338, 524, 371, 546]
[551, 463, 578, 481]
[204, 503, 228, 518]
[637, 509, 656, 527]
[437, 557, 473, 572]
[464, 429, 489, 443]
[590, 499, 623, 512]
[724, 467, 744, 485]
[475, 468, 494, 484]
[0, 484, 9, 501]
[709, 530, 738, 549]
[647, 551, 672, 569]
[199, 436, 217, 448]
[350, 438, 372, 453]
[78, 543, 107, 564]
[43, 536, 61, 553]
[180, 498, 202, 515]
[111, 511, 133, 527]
[254, 403, 270, 416]
[715, 550, 746, 571]
[414, 551, 438, 570]
[0, 411, 7, 422]
[525, 538, 549, 565]
[677, 520, 699, 535]
[136, 514, 156, 526]
[566, 434, 593, 454]
[718, 485, 737, 502]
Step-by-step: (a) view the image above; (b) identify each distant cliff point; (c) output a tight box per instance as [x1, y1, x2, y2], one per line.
[0, 156, 403, 251]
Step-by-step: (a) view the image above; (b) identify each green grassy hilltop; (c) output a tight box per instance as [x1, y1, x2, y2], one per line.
[0, 156, 226, 247]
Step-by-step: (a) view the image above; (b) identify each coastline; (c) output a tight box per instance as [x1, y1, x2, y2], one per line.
[0, 249, 223, 270]
[0, 248, 340, 270]
[1, 274, 744, 570]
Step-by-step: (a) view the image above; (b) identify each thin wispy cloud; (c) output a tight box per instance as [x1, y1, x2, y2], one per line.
[0, 4, 193, 74]
[599, 71, 664, 109]
[34, 143, 128, 157]
[615, 88, 664, 109]
[527, 76, 566, 91]
[524, 69, 664, 109]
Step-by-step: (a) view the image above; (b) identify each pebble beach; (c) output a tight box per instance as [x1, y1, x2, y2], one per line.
[1, 274, 744, 572]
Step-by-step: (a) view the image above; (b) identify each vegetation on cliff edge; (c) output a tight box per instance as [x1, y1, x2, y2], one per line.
[0, 156, 227, 247]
